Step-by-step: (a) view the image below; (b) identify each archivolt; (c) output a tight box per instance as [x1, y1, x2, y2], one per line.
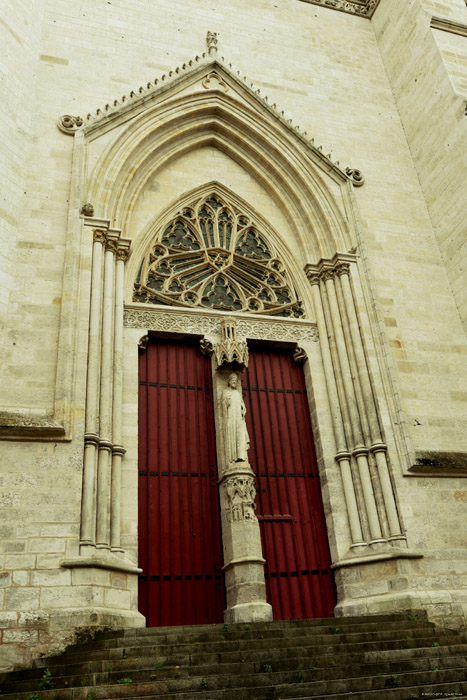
[85, 89, 353, 261]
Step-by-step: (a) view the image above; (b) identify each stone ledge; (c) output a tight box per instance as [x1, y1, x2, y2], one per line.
[61, 555, 142, 575]
[407, 451, 467, 477]
[0, 412, 67, 442]
[332, 550, 423, 570]
[430, 16, 467, 38]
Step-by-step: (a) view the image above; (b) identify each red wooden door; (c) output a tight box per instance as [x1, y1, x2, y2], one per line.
[138, 338, 225, 626]
[243, 346, 336, 619]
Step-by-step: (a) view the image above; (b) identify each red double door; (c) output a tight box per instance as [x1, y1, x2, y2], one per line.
[138, 339, 335, 626]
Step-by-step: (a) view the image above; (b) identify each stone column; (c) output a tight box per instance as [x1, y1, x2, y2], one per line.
[307, 273, 366, 548]
[335, 263, 405, 544]
[306, 255, 406, 554]
[96, 233, 118, 549]
[110, 242, 130, 552]
[80, 229, 105, 551]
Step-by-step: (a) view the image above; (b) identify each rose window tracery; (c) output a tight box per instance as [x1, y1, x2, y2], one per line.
[133, 193, 304, 317]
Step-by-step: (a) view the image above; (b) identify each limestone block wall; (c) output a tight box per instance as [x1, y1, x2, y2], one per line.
[374, 0, 467, 333]
[0, 0, 46, 367]
[0, 0, 467, 670]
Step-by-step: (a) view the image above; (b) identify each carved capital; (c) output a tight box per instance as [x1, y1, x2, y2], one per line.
[335, 262, 351, 278]
[321, 269, 335, 284]
[116, 247, 130, 263]
[93, 229, 106, 244]
[306, 272, 321, 286]
[224, 475, 257, 523]
[57, 114, 84, 135]
[81, 203, 94, 217]
[105, 239, 118, 254]
[346, 168, 365, 187]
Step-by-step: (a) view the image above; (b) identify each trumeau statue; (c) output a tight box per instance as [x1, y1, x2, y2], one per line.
[222, 372, 250, 466]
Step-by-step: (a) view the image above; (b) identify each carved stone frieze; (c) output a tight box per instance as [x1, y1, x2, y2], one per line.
[235, 320, 318, 343]
[57, 114, 84, 135]
[297, 0, 379, 18]
[124, 309, 219, 335]
[224, 475, 257, 522]
[124, 307, 319, 343]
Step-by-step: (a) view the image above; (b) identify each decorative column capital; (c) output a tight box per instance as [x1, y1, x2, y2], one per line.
[305, 270, 321, 286]
[116, 245, 130, 262]
[93, 229, 107, 244]
[105, 239, 118, 254]
[335, 262, 351, 278]
[321, 269, 335, 284]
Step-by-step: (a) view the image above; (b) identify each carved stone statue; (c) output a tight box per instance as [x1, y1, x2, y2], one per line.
[222, 372, 250, 465]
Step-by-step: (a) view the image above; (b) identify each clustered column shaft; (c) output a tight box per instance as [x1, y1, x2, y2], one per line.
[80, 226, 131, 554]
[306, 257, 405, 550]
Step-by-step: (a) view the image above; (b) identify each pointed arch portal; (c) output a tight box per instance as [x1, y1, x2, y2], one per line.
[75, 50, 413, 631]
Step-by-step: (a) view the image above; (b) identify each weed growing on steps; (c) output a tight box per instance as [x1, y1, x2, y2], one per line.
[104, 663, 112, 672]
[116, 677, 133, 684]
[262, 663, 273, 673]
[38, 668, 54, 690]
[201, 678, 208, 689]
[407, 613, 418, 621]
[221, 623, 230, 634]
[331, 626, 340, 635]
[86, 693, 97, 700]
[432, 641, 440, 647]
[389, 674, 400, 688]
[295, 663, 304, 682]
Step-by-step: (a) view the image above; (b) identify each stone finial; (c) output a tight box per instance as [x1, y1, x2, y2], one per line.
[206, 31, 218, 57]
[57, 114, 84, 135]
[214, 318, 248, 367]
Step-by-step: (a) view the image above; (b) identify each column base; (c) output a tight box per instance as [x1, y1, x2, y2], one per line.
[224, 601, 273, 624]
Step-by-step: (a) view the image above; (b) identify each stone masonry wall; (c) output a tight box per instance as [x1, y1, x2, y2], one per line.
[374, 0, 467, 333]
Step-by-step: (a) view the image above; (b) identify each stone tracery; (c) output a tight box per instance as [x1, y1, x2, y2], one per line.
[133, 193, 304, 318]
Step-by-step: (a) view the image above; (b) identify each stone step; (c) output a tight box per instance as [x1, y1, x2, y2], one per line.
[5, 641, 467, 689]
[37, 629, 464, 667]
[64, 618, 434, 652]
[2, 667, 467, 700]
[3, 651, 467, 695]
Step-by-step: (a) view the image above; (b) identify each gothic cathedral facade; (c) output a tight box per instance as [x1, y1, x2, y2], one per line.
[1, 0, 467, 671]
